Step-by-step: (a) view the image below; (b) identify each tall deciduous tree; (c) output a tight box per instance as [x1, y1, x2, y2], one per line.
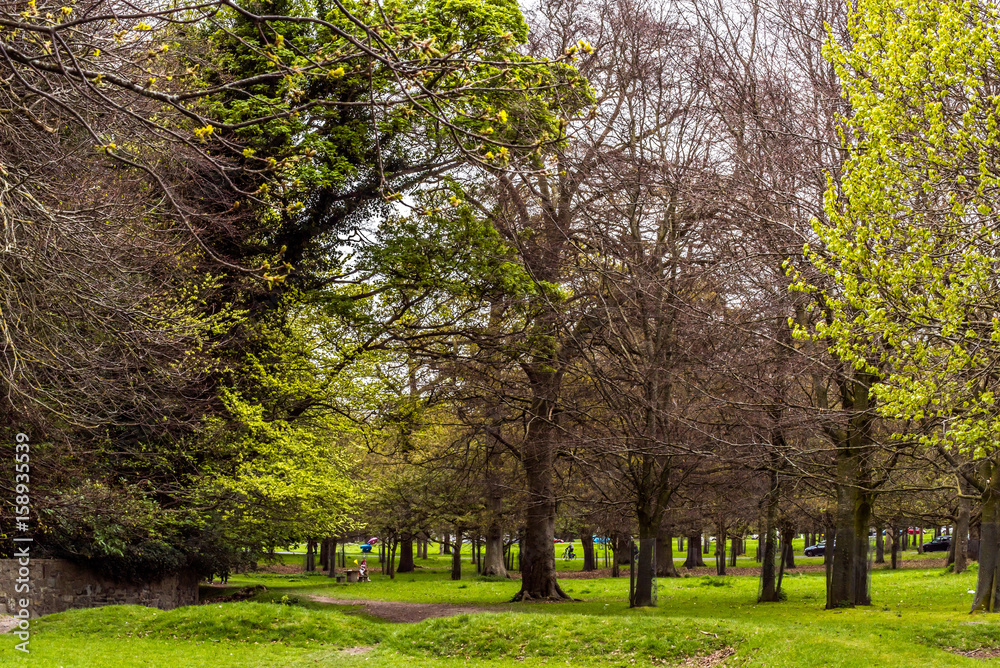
[814, 0, 1000, 612]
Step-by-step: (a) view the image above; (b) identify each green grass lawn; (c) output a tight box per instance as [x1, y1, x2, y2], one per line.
[2, 541, 990, 668]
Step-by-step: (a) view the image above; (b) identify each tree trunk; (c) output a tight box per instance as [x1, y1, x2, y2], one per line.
[875, 525, 885, 564]
[397, 533, 415, 574]
[513, 376, 569, 601]
[482, 523, 509, 578]
[451, 529, 463, 581]
[890, 526, 899, 570]
[657, 530, 679, 577]
[305, 539, 316, 572]
[827, 453, 873, 608]
[442, 530, 451, 554]
[955, 479, 972, 574]
[388, 535, 398, 579]
[326, 538, 337, 576]
[684, 532, 706, 569]
[615, 533, 631, 564]
[758, 471, 781, 602]
[716, 526, 728, 576]
[633, 510, 659, 607]
[948, 524, 957, 566]
[729, 536, 739, 568]
[320, 538, 329, 571]
[972, 514, 982, 562]
[972, 461, 1000, 612]
[581, 531, 596, 572]
[781, 527, 795, 569]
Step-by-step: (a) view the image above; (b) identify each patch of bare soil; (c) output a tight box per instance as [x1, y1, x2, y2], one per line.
[0, 616, 18, 634]
[305, 595, 496, 623]
[254, 563, 305, 575]
[340, 646, 374, 655]
[948, 647, 1000, 659]
[681, 647, 736, 667]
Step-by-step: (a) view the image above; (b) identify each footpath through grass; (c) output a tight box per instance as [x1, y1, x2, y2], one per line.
[2, 551, 997, 667]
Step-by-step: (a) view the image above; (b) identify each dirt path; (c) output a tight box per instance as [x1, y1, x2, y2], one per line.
[305, 595, 498, 623]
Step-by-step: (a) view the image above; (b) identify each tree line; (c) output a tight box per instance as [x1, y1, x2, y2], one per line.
[1, 0, 999, 613]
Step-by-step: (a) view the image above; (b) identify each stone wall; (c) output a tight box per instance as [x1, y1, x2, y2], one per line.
[0, 559, 199, 617]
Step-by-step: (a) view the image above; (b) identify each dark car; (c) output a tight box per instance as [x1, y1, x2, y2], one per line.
[923, 536, 951, 552]
[804, 541, 826, 557]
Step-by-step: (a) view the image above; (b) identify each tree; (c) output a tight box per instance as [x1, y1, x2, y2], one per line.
[560, 0, 720, 607]
[814, 0, 1000, 612]
[0, 0, 571, 576]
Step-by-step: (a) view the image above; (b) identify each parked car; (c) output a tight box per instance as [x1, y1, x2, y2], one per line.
[923, 535, 951, 552]
[553, 538, 565, 543]
[804, 541, 826, 557]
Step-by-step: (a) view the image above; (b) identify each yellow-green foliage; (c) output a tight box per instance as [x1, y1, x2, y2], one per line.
[203, 317, 373, 544]
[794, 0, 1000, 458]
